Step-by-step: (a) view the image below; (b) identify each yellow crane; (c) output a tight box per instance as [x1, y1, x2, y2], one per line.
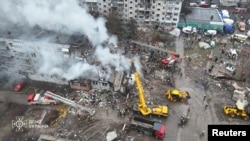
[131, 61, 169, 117]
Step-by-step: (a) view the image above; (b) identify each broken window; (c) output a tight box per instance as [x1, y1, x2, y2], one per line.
[92, 81, 98, 85]
[102, 83, 108, 86]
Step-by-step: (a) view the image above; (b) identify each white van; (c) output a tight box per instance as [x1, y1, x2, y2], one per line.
[230, 34, 248, 42]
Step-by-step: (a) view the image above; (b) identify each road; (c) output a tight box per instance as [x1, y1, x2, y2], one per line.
[0, 91, 27, 104]
[163, 37, 215, 141]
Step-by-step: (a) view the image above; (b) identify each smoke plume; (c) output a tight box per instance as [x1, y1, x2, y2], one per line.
[0, 0, 135, 81]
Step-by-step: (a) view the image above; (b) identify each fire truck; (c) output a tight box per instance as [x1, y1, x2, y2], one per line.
[28, 93, 58, 105]
[130, 116, 166, 140]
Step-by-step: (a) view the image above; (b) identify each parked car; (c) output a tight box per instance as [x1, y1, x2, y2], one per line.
[182, 26, 197, 34]
[230, 34, 248, 42]
[237, 22, 246, 32]
[14, 81, 25, 92]
[223, 18, 234, 25]
[246, 19, 250, 25]
[189, 3, 198, 7]
[204, 30, 217, 37]
[232, 7, 247, 14]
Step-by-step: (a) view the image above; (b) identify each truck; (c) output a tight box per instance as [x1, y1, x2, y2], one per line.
[130, 116, 166, 140]
[28, 93, 58, 105]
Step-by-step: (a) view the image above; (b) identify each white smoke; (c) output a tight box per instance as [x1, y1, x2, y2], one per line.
[0, 0, 135, 81]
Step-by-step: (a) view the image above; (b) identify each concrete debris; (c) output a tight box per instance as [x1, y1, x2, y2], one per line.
[37, 134, 71, 141]
[106, 130, 118, 141]
[126, 136, 134, 141]
[98, 102, 107, 107]
[232, 90, 247, 102]
[232, 82, 244, 90]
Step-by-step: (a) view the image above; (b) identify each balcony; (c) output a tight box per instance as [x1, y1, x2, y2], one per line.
[111, 3, 118, 7]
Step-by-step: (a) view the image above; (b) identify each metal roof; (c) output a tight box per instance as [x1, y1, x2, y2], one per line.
[179, 7, 223, 24]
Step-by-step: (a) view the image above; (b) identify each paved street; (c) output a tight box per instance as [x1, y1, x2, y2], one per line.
[0, 91, 27, 105]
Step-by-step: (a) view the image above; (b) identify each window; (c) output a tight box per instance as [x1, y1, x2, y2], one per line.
[157, 9, 160, 11]
[153, 6, 155, 9]
[125, 4, 127, 7]
[162, 12, 165, 14]
[174, 13, 178, 16]
[31, 53, 36, 57]
[92, 81, 98, 85]
[103, 0, 106, 2]
[173, 18, 177, 21]
[102, 83, 108, 86]
[176, 2, 179, 4]
[169, 1, 173, 4]
[158, 3, 161, 5]
[156, 14, 160, 17]
[130, 12, 132, 14]
[162, 18, 164, 20]
[175, 8, 179, 10]
[130, 7, 132, 9]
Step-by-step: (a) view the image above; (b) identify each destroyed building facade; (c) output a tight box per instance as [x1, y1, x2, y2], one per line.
[0, 38, 125, 92]
[0, 38, 69, 85]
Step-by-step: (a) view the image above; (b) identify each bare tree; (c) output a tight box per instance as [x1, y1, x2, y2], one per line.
[105, 11, 124, 40]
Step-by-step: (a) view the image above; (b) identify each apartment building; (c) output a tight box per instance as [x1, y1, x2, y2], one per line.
[0, 38, 71, 85]
[82, 0, 183, 27]
[0, 37, 126, 91]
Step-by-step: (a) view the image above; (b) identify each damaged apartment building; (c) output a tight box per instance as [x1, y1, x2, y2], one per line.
[0, 37, 126, 92]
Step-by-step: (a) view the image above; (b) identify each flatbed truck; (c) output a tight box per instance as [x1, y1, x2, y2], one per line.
[130, 116, 166, 140]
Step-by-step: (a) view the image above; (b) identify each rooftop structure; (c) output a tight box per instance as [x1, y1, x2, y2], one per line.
[178, 7, 224, 31]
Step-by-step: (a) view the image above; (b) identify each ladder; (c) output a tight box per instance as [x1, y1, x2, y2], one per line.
[44, 91, 95, 115]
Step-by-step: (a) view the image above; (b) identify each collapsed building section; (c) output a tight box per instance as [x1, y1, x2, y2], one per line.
[0, 37, 127, 92]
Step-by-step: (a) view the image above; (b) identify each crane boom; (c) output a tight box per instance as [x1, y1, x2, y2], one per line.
[130, 40, 179, 55]
[131, 61, 169, 117]
[44, 91, 95, 115]
[134, 71, 152, 116]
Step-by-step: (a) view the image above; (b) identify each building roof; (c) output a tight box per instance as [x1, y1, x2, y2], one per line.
[179, 7, 223, 24]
